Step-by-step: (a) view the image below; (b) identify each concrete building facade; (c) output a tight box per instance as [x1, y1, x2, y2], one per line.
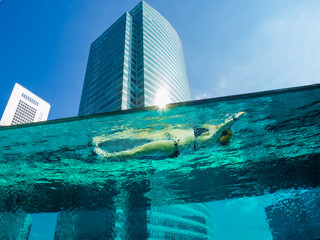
[0, 83, 50, 126]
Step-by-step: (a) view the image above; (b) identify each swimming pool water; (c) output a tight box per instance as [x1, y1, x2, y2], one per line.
[0, 84, 319, 239]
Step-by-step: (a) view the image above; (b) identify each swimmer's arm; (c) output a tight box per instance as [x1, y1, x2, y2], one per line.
[233, 111, 246, 120]
[218, 111, 246, 132]
[209, 111, 246, 130]
[198, 111, 246, 143]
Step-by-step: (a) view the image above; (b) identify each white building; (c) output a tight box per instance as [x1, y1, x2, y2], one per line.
[0, 83, 50, 126]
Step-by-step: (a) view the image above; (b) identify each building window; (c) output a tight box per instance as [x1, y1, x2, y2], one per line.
[21, 93, 39, 106]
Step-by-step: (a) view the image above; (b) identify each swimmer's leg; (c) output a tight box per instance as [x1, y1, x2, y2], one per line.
[94, 140, 175, 159]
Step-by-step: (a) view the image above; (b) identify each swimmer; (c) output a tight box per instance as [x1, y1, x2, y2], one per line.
[94, 111, 246, 159]
[218, 128, 233, 146]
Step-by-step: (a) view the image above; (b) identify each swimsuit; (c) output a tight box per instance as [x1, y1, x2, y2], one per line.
[169, 139, 180, 158]
[169, 127, 210, 158]
[193, 127, 209, 150]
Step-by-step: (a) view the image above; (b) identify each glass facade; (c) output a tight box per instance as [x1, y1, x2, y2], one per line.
[78, 1, 191, 116]
[11, 100, 37, 125]
[141, 2, 191, 106]
[78, 14, 128, 115]
[148, 203, 215, 240]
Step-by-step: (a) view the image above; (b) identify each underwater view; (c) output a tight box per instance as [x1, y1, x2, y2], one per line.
[0, 84, 319, 239]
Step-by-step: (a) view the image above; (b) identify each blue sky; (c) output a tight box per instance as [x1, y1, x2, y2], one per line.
[1, 0, 320, 121]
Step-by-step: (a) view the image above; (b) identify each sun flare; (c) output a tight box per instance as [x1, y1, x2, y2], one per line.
[155, 89, 170, 109]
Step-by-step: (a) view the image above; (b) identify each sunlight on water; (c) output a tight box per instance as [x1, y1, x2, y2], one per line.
[0, 84, 319, 239]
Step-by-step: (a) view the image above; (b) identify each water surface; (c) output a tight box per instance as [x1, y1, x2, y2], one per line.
[0, 84, 319, 239]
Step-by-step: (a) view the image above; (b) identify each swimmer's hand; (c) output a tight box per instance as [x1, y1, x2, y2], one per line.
[233, 111, 246, 120]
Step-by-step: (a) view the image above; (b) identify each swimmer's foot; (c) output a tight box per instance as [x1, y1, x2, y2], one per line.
[94, 146, 110, 158]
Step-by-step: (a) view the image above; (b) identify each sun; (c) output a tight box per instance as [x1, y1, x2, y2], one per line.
[155, 88, 170, 109]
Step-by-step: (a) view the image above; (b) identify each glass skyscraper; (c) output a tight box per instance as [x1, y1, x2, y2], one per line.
[78, 1, 191, 115]
[70, 2, 213, 239]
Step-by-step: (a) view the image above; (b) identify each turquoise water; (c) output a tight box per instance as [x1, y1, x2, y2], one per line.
[0, 84, 319, 239]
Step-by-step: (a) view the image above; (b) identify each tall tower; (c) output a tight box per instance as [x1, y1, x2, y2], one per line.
[60, 2, 212, 240]
[0, 83, 51, 126]
[78, 1, 191, 116]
